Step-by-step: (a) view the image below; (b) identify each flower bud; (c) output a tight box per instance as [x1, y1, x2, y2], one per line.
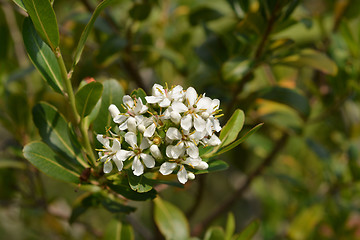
[195, 161, 208, 170]
[201, 112, 210, 119]
[127, 117, 137, 133]
[188, 172, 195, 180]
[108, 104, 120, 118]
[138, 124, 146, 133]
[170, 111, 181, 125]
[150, 145, 162, 159]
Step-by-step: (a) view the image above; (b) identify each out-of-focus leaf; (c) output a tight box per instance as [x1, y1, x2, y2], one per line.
[195, 35, 228, 70]
[22, 0, 59, 50]
[103, 218, 135, 240]
[96, 36, 127, 65]
[275, 49, 338, 76]
[194, 159, 229, 174]
[259, 87, 310, 118]
[33, 102, 87, 169]
[93, 79, 124, 133]
[22, 18, 64, 94]
[11, 0, 27, 12]
[5, 93, 30, 130]
[108, 183, 157, 201]
[233, 219, 260, 240]
[129, 3, 152, 21]
[75, 81, 103, 119]
[340, 21, 359, 57]
[23, 141, 80, 184]
[131, 88, 147, 104]
[0, 159, 26, 169]
[219, 109, 245, 147]
[288, 205, 323, 240]
[100, 197, 136, 213]
[225, 213, 235, 240]
[305, 138, 330, 161]
[73, 0, 116, 67]
[204, 226, 225, 240]
[154, 197, 189, 240]
[282, 0, 300, 21]
[189, 7, 223, 26]
[222, 57, 253, 82]
[215, 123, 263, 156]
[70, 192, 99, 224]
[348, 144, 360, 181]
[126, 169, 153, 193]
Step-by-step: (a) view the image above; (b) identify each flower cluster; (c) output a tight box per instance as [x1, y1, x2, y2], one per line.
[96, 84, 223, 184]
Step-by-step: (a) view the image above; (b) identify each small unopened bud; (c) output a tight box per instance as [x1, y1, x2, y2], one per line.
[150, 145, 162, 159]
[108, 104, 120, 118]
[153, 136, 162, 145]
[195, 161, 208, 170]
[127, 117, 137, 133]
[170, 111, 181, 124]
[188, 172, 195, 180]
[201, 112, 210, 119]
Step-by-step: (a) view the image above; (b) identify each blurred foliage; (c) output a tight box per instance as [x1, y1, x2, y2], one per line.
[1, 0, 360, 239]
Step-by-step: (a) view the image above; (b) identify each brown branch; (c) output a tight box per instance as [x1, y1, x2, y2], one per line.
[191, 132, 289, 236]
[186, 175, 206, 219]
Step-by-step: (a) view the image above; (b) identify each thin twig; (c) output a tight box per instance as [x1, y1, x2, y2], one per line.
[186, 175, 206, 219]
[192, 132, 289, 236]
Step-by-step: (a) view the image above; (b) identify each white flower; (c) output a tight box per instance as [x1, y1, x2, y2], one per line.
[96, 135, 125, 173]
[118, 132, 155, 176]
[112, 95, 148, 131]
[145, 84, 184, 107]
[166, 127, 203, 158]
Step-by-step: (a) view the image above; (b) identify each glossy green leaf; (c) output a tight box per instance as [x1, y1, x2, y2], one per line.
[22, 0, 59, 50]
[215, 123, 263, 156]
[23, 141, 80, 184]
[222, 58, 253, 82]
[103, 218, 135, 240]
[154, 197, 189, 240]
[130, 88, 147, 104]
[276, 49, 338, 76]
[108, 183, 157, 201]
[204, 226, 225, 240]
[225, 213, 235, 240]
[93, 79, 124, 133]
[32, 102, 87, 169]
[194, 159, 229, 174]
[11, 0, 27, 12]
[129, 3, 152, 21]
[126, 169, 153, 193]
[189, 7, 223, 26]
[22, 18, 63, 93]
[73, 0, 116, 67]
[219, 109, 245, 148]
[234, 219, 260, 240]
[75, 81, 103, 119]
[259, 87, 310, 118]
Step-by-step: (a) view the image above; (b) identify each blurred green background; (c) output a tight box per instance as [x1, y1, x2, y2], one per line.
[1, 0, 360, 239]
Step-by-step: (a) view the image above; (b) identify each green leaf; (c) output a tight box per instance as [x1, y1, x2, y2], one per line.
[126, 169, 153, 193]
[130, 88, 147, 104]
[22, 18, 64, 94]
[154, 197, 189, 240]
[0, 159, 26, 170]
[73, 0, 116, 67]
[195, 35, 228, 70]
[70, 192, 99, 223]
[103, 218, 135, 240]
[194, 159, 229, 174]
[259, 87, 310, 118]
[11, 0, 27, 12]
[189, 7, 223, 26]
[234, 219, 260, 240]
[32, 102, 87, 169]
[93, 79, 124, 133]
[100, 197, 136, 214]
[219, 109, 245, 148]
[75, 81, 103, 119]
[129, 3, 152, 21]
[276, 49, 338, 76]
[215, 123, 263, 156]
[225, 213, 235, 240]
[22, 0, 59, 50]
[222, 58, 253, 83]
[23, 141, 80, 184]
[204, 227, 225, 240]
[108, 183, 157, 201]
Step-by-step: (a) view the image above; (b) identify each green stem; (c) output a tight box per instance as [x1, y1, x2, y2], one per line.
[80, 118, 97, 167]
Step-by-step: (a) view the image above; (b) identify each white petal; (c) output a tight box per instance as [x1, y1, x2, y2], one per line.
[125, 132, 137, 148]
[159, 98, 171, 107]
[159, 162, 177, 175]
[116, 150, 133, 161]
[134, 98, 148, 114]
[145, 96, 162, 104]
[152, 84, 165, 97]
[140, 153, 155, 168]
[210, 99, 220, 112]
[177, 166, 188, 184]
[150, 145, 162, 159]
[186, 87, 197, 106]
[169, 85, 184, 101]
[185, 142, 199, 158]
[123, 95, 134, 109]
[112, 158, 123, 171]
[194, 115, 206, 132]
[97, 135, 110, 148]
[103, 161, 113, 173]
[181, 114, 193, 131]
[127, 117, 137, 133]
[118, 119, 128, 130]
[172, 142, 185, 159]
[206, 119, 213, 135]
[132, 156, 144, 176]
[212, 118, 222, 132]
[108, 104, 120, 118]
[114, 115, 127, 124]
[195, 161, 208, 170]
[188, 172, 195, 180]
[166, 127, 182, 140]
[166, 145, 174, 158]
[207, 134, 221, 146]
[112, 139, 121, 152]
[170, 111, 181, 125]
[197, 97, 212, 110]
[144, 123, 156, 138]
[140, 137, 150, 150]
[172, 102, 188, 113]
